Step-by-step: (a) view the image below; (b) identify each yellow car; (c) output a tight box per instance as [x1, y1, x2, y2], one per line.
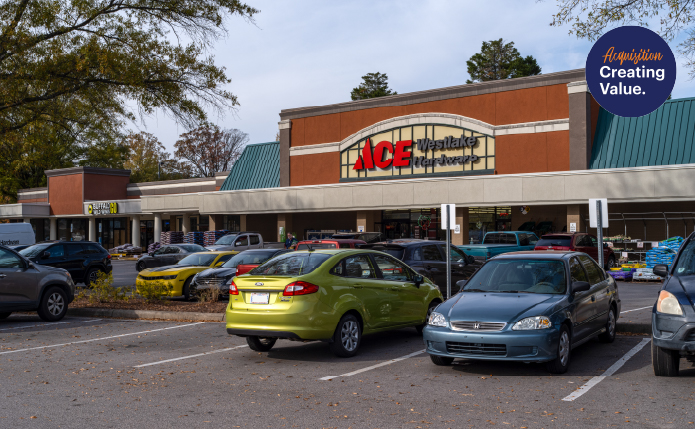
[136, 251, 236, 300]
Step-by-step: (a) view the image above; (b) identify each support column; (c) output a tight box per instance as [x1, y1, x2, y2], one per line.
[568, 81, 593, 170]
[567, 204, 580, 233]
[23, 217, 31, 224]
[209, 214, 222, 231]
[278, 120, 291, 187]
[154, 213, 162, 243]
[240, 214, 247, 232]
[356, 210, 380, 233]
[182, 213, 190, 234]
[131, 215, 141, 248]
[88, 217, 97, 242]
[49, 218, 57, 240]
[453, 207, 469, 246]
[277, 213, 293, 242]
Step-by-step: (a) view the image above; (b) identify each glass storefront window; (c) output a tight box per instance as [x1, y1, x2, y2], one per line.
[223, 215, 241, 232]
[57, 218, 87, 242]
[468, 206, 512, 244]
[378, 209, 446, 241]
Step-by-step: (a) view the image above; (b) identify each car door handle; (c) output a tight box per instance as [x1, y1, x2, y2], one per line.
[352, 284, 363, 289]
[0, 274, 5, 279]
[591, 295, 596, 302]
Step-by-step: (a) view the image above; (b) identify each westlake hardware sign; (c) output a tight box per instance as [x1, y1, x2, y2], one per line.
[341, 124, 494, 181]
[88, 202, 118, 215]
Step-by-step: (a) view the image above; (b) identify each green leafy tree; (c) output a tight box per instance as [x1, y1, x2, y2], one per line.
[550, 0, 695, 77]
[466, 39, 542, 83]
[350, 72, 397, 100]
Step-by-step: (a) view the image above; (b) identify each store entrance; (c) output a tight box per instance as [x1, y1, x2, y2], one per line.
[377, 209, 445, 240]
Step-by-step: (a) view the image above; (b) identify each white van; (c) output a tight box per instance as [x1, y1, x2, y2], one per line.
[0, 223, 36, 247]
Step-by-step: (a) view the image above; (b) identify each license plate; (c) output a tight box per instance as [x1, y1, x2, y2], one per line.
[249, 292, 270, 304]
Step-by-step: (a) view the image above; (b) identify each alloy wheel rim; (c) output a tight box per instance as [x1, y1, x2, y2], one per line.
[559, 331, 569, 366]
[47, 293, 64, 316]
[89, 270, 98, 283]
[608, 311, 615, 337]
[341, 321, 359, 351]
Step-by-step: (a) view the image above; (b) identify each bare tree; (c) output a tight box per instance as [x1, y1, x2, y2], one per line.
[174, 124, 248, 177]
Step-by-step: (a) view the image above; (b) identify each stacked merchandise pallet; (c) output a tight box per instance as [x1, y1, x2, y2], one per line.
[204, 230, 230, 246]
[160, 231, 184, 245]
[645, 247, 677, 269]
[660, 236, 684, 252]
[184, 231, 205, 246]
[147, 242, 161, 254]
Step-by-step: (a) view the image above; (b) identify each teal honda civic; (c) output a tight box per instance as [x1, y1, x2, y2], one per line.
[423, 251, 621, 373]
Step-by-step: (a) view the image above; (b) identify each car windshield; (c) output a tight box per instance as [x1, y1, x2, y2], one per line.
[223, 250, 278, 268]
[19, 243, 52, 258]
[537, 237, 572, 247]
[215, 234, 239, 245]
[296, 243, 337, 250]
[673, 239, 695, 276]
[180, 244, 206, 252]
[483, 233, 517, 244]
[177, 253, 218, 266]
[463, 259, 567, 294]
[250, 252, 331, 276]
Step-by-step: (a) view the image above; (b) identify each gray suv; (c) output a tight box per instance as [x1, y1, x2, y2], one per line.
[0, 246, 75, 322]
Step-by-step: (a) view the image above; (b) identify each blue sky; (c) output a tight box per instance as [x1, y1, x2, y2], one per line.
[143, 0, 695, 152]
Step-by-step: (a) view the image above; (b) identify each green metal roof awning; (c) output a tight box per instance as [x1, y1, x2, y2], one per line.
[590, 97, 695, 169]
[219, 141, 280, 191]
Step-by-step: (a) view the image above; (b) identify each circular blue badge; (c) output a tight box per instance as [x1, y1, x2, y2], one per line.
[586, 26, 676, 117]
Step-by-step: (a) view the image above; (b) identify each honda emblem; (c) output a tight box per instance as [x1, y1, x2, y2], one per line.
[474, 323, 480, 330]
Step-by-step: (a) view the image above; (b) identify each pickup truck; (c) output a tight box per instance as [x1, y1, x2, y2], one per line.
[204, 231, 284, 252]
[458, 231, 539, 261]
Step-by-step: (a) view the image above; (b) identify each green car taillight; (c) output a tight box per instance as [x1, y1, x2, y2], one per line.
[229, 280, 239, 295]
[283, 281, 319, 296]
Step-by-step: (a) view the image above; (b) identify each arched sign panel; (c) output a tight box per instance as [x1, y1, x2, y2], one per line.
[340, 124, 495, 181]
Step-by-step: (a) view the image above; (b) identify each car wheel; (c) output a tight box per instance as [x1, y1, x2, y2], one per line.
[181, 277, 193, 301]
[37, 287, 68, 322]
[430, 354, 454, 366]
[652, 341, 680, 376]
[329, 314, 361, 357]
[136, 261, 146, 272]
[606, 256, 616, 270]
[0, 312, 11, 319]
[246, 336, 277, 352]
[598, 307, 617, 343]
[546, 325, 571, 374]
[84, 268, 102, 287]
[416, 301, 439, 334]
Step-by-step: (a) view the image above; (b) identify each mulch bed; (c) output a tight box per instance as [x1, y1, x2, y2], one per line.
[70, 297, 226, 313]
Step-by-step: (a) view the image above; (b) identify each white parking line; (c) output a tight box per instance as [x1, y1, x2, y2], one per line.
[320, 349, 425, 381]
[134, 345, 248, 368]
[0, 319, 102, 332]
[0, 322, 204, 355]
[621, 306, 652, 314]
[562, 338, 651, 402]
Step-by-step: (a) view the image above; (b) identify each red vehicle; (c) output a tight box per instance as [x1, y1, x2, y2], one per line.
[294, 239, 366, 251]
[534, 232, 616, 268]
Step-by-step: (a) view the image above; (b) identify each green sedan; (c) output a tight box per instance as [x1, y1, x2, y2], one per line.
[225, 249, 443, 357]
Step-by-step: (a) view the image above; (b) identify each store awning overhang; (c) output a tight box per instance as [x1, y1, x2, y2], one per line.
[0, 203, 51, 218]
[140, 164, 695, 214]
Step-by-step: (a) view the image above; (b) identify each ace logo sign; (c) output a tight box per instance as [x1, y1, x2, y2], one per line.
[586, 26, 676, 117]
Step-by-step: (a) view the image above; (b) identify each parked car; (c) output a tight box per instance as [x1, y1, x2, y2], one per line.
[534, 233, 617, 269]
[294, 239, 366, 250]
[361, 239, 481, 298]
[225, 249, 443, 357]
[19, 241, 112, 286]
[193, 248, 293, 297]
[0, 223, 36, 248]
[423, 251, 620, 373]
[332, 232, 386, 244]
[651, 232, 695, 376]
[136, 244, 207, 271]
[136, 251, 236, 300]
[0, 246, 75, 321]
[459, 231, 539, 261]
[204, 231, 286, 252]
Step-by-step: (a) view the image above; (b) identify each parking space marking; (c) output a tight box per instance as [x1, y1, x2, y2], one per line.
[0, 319, 102, 332]
[621, 306, 652, 314]
[0, 322, 205, 355]
[562, 338, 650, 402]
[319, 349, 425, 381]
[134, 345, 248, 368]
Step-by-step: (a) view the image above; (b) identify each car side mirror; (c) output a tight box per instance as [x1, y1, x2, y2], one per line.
[456, 279, 468, 289]
[603, 242, 608, 248]
[413, 274, 424, 286]
[41, 251, 51, 259]
[467, 255, 476, 264]
[572, 281, 591, 294]
[235, 242, 242, 246]
[653, 264, 669, 277]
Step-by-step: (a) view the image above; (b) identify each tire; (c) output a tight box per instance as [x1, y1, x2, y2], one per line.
[182, 277, 192, 301]
[416, 301, 439, 334]
[546, 324, 571, 374]
[136, 261, 146, 272]
[37, 287, 68, 322]
[652, 341, 680, 377]
[430, 354, 454, 366]
[246, 336, 277, 352]
[598, 307, 617, 343]
[0, 312, 11, 319]
[84, 268, 102, 287]
[606, 256, 616, 270]
[329, 314, 362, 357]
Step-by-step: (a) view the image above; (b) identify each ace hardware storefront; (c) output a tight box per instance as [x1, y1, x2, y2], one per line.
[3, 68, 695, 259]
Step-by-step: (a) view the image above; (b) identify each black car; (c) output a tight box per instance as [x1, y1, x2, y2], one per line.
[652, 232, 695, 376]
[136, 244, 208, 271]
[192, 248, 293, 296]
[361, 239, 482, 298]
[19, 241, 112, 286]
[332, 232, 386, 244]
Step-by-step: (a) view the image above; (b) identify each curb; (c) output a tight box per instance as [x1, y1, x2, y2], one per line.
[616, 322, 650, 335]
[67, 307, 224, 322]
